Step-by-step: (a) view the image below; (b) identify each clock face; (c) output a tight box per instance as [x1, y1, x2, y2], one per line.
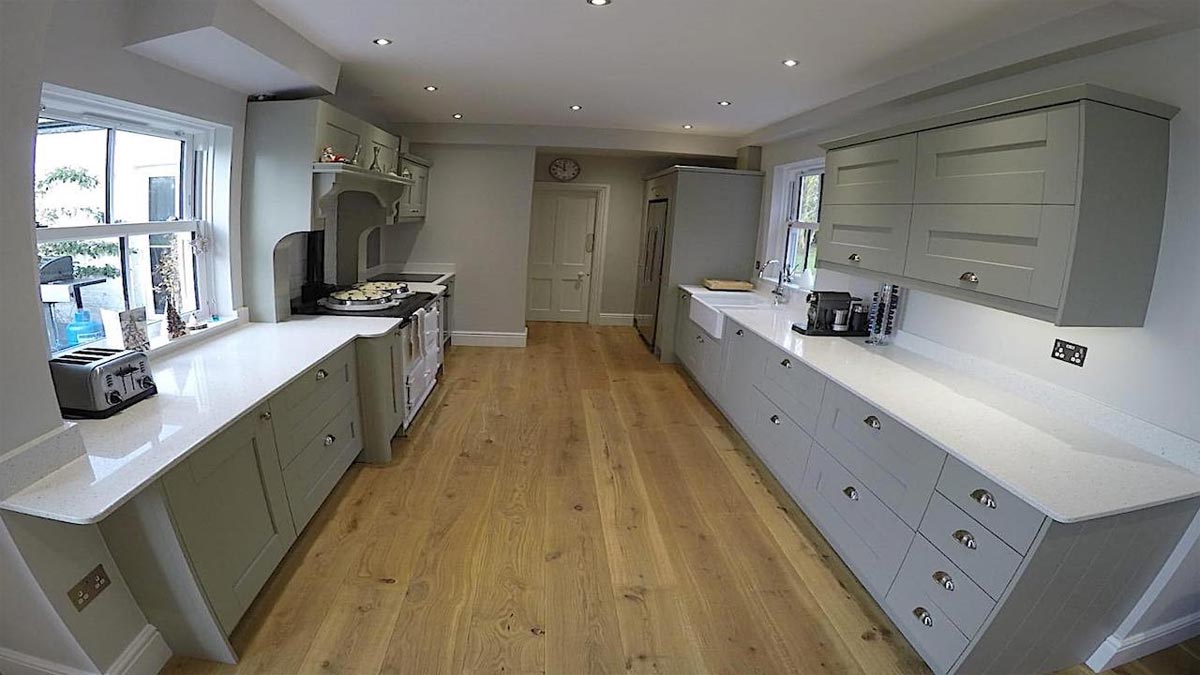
[549, 157, 581, 182]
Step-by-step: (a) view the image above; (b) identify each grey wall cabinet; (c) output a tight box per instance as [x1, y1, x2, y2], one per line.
[161, 405, 297, 636]
[818, 85, 1176, 327]
[395, 157, 431, 220]
[680, 312, 1200, 675]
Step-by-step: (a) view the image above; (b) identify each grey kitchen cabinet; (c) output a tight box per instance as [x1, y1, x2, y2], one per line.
[394, 155, 431, 220]
[818, 85, 1177, 326]
[706, 314, 1200, 675]
[816, 204, 913, 276]
[160, 405, 297, 636]
[356, 326, 407, 464]
[823, 134, 916, 205]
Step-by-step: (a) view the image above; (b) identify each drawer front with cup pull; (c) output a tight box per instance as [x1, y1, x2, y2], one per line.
[799, 446, 913, 594]
[281, 401, 362, 531]
[920, 493, 1023, 599]
[272, 343, 357, 466]
[895, 535, 996, 637]
[885, 572, 970, 674]
[815, 383, 946, 527]
[937, 456, 1045, 554]
[756, 342, 827, 434]
[747, 388, 813, 500]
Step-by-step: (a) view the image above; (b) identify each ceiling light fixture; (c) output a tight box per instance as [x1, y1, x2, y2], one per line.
[570, 104, 583, 111]
[682, 124, 693, 130]
[452, 113, 463, 119]
[372, 38, 392, 46]
[717, 100, 732, 106]
[424, 85, 439, 92]
[586, 0, 612, 6]
[782, 59, 798, 67]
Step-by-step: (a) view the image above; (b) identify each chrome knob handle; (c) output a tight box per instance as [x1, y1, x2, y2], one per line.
[735, 329, 744, 336]
[933, 571, 955, 592]
[913, 607, 934, 627]
[971, 488, 997, 509]
[695, 336, 704, 343]
[780, 358, 792, 369]
[315, 368, 329, 381]
[769, 415, 781, 425]
[843, 486, 859, 501]
[848, 253, 862, 262]
[863, 415, 881, 430]
[324, 434, 336, 447]
[953, 529, 978, 550]
[260, 411, 272, 421]
[959, 271, 979, 284]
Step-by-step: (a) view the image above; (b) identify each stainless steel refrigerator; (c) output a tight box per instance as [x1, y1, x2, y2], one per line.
[634, 198, 669, 347]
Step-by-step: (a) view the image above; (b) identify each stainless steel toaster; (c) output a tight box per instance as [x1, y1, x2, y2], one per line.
[49, 347, 157, 418]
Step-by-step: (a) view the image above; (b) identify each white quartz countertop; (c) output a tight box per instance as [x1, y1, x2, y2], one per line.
[718, 303, 1200, 523]
[1, 316, 401, 525]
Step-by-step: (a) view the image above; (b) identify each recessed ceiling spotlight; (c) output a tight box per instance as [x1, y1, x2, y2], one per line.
[424, 85, 439, 92]
[717, 100, 732, 106]
[586, 0, 612, 6]
[570, 104, 583, 111]
[782, 58, 798, 67]
[372, 38, 392, 46]
[452, 113, 463, 119]
[682, 124, 694, 130]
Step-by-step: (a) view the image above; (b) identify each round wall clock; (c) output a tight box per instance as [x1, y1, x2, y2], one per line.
[548, 157, 581, 182]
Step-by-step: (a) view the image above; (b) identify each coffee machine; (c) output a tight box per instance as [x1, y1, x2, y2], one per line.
[792, 291, 869, 337]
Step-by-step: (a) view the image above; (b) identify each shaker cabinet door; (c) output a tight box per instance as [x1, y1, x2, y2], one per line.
[817, 204, 913, 275]
[915, 105, 1080, 205]
[163, 407, 296, 635]
[823, 135, 916, 205]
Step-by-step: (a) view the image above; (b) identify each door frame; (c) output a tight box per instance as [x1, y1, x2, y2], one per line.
[531, 181, 611, 325]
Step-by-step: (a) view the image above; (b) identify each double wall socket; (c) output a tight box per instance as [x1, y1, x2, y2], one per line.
[68, 564, 111, 611]
[1052, 339, 1088, 367]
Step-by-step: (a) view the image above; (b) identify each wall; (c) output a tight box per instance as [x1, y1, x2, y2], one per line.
[383, 144, 537, 337]
[755, 28, 1200, 664]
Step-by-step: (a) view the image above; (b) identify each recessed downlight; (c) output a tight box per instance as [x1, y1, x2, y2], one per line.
[424, 85, 439, 92]
[570, 104, 583, 111]
[782, 58, 798, 67]
[586, 0, 612, 6]
[452, 113, 463, 119]
[372, 38, 392, 46]
[682, 124, 694, 130]
[717, 100, 732, 106]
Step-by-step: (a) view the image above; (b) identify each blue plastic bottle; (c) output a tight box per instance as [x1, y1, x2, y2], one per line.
[65, 309, 105, 346]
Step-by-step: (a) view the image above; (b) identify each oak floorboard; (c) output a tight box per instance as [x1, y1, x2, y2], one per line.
[161, 323, 1196, 675]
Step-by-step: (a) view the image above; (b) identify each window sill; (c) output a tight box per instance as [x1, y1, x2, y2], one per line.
[61, 308, 248, 361]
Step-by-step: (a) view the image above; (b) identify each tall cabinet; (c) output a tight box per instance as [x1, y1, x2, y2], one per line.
[633, 167, 763, 362]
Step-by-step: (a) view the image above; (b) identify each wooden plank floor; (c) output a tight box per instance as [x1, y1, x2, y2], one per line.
[164, 322, 1200, 675]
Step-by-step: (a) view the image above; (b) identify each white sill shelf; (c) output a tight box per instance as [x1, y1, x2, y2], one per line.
[54, 308, 248, 361]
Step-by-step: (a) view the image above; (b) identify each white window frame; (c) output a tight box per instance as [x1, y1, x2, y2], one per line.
[35, 85, 219, 323]
[763, 157, 824, 288]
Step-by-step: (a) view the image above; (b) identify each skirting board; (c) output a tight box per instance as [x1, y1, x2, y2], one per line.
[1087, 611, 1200, 671]
[0, 625, 170, 675]
[451, 329, 527, 348]
[596, 313, 634, 326]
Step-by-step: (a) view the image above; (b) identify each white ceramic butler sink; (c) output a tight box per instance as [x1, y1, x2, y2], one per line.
[688, 291, 772, 338]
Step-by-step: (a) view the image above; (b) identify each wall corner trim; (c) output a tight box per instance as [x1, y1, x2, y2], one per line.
[105, 625, 171, 675]
[451, 329, 528, 348]
[1087, 610, 1200, 671]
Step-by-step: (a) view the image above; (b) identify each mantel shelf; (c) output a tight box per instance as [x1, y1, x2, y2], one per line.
[312, 162, 414, 186]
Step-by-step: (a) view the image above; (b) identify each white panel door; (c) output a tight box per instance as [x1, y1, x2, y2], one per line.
[527, 189, 596, 322]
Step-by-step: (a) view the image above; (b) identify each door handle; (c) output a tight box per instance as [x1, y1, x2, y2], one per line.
[585, 232, 595, 253]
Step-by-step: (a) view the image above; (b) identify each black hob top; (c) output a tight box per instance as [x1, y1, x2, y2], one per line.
[371, 272, 445, 283]
[292, 291, 436, 324]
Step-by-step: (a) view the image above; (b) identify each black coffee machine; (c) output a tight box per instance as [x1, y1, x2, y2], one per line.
[793, 291, 869, 337]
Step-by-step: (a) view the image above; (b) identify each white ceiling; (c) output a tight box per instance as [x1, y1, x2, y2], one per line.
[255, 0, 1109, 137]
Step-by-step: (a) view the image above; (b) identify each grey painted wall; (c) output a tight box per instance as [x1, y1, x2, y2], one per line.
[383, 144, 537, 335]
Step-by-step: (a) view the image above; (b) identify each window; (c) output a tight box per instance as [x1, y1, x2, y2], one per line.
[782, 169, 823, 280]
[34, 89, 215, 353]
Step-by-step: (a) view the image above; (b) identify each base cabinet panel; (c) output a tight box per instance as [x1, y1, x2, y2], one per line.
[885, 576, 970, 674]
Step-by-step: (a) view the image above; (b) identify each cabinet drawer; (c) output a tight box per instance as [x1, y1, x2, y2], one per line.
[818, 204, 913, 275]
[755, 343, 826, 434]
[824, 135, 916, 205]
[885, 574, 970, 675]
[904, 204, 1073, 307]
[799, 446, 913, 594]
[920, 494, 1022, 600]
[746, 388, 814, 499]
[915, 105, 1080, 205]
[273, 343, 357, 466]
[937, 456, 1044, 554]
[896, 535, 996, 637]
[815, 383, 946, 527]
[282, 401, 363, 532]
